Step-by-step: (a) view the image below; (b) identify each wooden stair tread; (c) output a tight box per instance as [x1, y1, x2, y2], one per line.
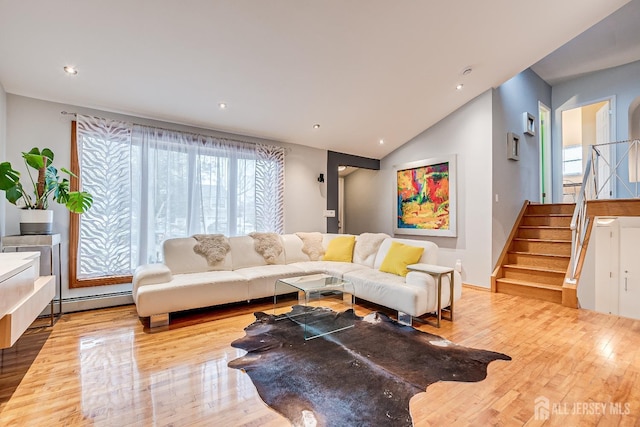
[524, 214, 572, 217]
[513, 238, 572, 243]
[508, 251, 570, 259]
[495, 278, 563, 290]
[519, 226, 570, 230]
[503, 264, 566, 274]
[528, 203, 575, 207]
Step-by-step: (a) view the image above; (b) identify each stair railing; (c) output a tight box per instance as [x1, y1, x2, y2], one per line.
[568, 139, 640, 281]
[568, 156, 593, 282]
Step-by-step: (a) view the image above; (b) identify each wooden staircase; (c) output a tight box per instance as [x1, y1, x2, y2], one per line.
[492, 202, 575, 305]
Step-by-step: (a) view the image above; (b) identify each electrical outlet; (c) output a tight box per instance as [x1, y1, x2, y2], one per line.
[323, 210, 336, 217]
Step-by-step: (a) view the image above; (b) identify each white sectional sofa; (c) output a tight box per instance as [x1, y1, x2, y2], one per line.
[132, 233, 462, 328]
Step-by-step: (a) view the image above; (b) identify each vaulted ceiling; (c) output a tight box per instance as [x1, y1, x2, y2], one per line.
[0, 1, 633, 158]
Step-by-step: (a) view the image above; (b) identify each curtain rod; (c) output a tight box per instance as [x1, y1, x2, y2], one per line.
[60, 110, 290, 153]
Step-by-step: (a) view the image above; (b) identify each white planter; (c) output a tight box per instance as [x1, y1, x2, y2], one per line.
[19, 209, 54, 235]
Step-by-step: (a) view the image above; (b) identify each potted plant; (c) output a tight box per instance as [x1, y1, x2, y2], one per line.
[0, 147, 93, 235]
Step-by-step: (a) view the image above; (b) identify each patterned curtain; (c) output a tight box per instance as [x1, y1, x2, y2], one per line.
[76, 115, 285, 278]
[76, 117, 133, 277]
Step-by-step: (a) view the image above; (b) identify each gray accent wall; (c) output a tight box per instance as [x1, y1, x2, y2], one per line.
[343, 91, 494, 287]
[326, 151, 379, 233]
[344, 168, 380, 235]
[491, 69, 552, 267]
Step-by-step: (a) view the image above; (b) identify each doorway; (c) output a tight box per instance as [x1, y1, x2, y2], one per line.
[560, 99, 614, 202]
[337, 166, 358, 234]
[538, 102, 551, 203]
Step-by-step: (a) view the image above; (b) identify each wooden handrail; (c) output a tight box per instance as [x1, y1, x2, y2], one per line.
[490, 199, 530, 292]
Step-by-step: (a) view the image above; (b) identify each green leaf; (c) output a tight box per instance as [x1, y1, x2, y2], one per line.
[0, 162, 20, 190]
[45, 165, 59, 192]
[54, 178, 70, 203]
[23, 152, 44, 170]
[59, 167, 78, 178]
[5, 184, 23, 204]
[41, 148, 54, 164]
[65, 191, 93, 214]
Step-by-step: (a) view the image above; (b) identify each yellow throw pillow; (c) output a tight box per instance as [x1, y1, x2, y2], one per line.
[322, 236, 356, 262]
[379, 242, 424, 277]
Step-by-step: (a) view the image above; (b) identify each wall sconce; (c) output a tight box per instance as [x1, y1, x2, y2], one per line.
[317, 173, 325, 183]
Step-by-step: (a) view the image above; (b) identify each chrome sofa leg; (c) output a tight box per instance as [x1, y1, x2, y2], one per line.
[397, 311, 413, 326]
[149, 313, 169, 328]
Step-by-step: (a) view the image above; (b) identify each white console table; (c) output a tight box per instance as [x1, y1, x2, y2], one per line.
[0, 252, 55, 348]
[2, 234, 62, 326]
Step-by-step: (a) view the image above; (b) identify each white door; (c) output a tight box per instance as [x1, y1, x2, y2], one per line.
[338, 177, 345, 233]
[595, 103, 612, 199]
[595, 219, 619, 315]
[619, 228, 640, 320]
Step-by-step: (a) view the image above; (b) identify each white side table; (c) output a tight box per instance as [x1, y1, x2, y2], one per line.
[407, 263, 454, 327]
[1, 234, 62, 326]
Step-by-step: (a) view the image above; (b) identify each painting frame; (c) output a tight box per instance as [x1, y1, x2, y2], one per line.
[523, 112, 536, 136]
[393, 154, 457, 237]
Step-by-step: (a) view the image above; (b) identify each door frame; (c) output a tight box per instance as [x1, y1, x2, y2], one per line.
[538, 101, 552, 203]
[558, 95, 616, 200]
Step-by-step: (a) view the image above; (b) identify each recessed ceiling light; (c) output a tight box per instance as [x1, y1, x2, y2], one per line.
[338, 166, 347, 172]
[219, 102, 227, 109]
[456, 84, 464, 90]
[462, 67, 473, 76]
[379, 139, 384, 145]
[63, 66, 78, 75]
[313, 124, 320, 129]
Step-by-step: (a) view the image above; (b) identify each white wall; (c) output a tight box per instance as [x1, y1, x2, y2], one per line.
[344, 91, 494, 287]
[580, 216, 640, 312]
[0, 82, 6, 237]
[4, 94, 327, 300]
[491, 68, 552, 267]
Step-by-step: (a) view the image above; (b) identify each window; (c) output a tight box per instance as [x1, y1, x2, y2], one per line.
[562, 145, 583, 176]
[70, 115, 284, 287]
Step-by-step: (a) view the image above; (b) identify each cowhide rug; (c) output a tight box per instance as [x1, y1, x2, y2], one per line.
[228, 306, 511, 427]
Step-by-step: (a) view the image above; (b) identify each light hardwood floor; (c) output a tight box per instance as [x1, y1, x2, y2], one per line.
[1, 287, 639, 426]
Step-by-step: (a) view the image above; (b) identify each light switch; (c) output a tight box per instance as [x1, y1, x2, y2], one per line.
[323, 210, 336, 217]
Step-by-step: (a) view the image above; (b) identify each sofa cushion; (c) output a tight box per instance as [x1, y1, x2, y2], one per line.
[192, 234, 230, 266]
[322, 235, 356, 262]
[290, 261, 368, 278]
[230, 236, 285, 270]
[344, 269, 428, 317]
[295, 232, 325, 260]
[134, 270, 248, 317]
[163, 237, 232, 274]
[374, 238, 438, 270]
[235, 264, 307, 300]
[281, 234, 310, 263]
[379, 242, 424, 277]
[249, 232, 284, 264]
[353, 233, 389, 267]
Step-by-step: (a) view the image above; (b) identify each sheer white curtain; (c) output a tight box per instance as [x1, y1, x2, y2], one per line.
[76, 115, 285, 279]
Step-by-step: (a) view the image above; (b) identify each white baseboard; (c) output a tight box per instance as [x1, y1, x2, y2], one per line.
[39, 291, 134, 316]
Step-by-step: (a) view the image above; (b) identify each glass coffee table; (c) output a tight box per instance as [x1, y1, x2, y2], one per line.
[274, 274, 355, 340]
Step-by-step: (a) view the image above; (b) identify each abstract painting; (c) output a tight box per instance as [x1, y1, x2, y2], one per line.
[394, 155, 456, 237]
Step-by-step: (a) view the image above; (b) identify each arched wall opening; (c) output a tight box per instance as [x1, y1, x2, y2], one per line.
[628, 96, 640, 182]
